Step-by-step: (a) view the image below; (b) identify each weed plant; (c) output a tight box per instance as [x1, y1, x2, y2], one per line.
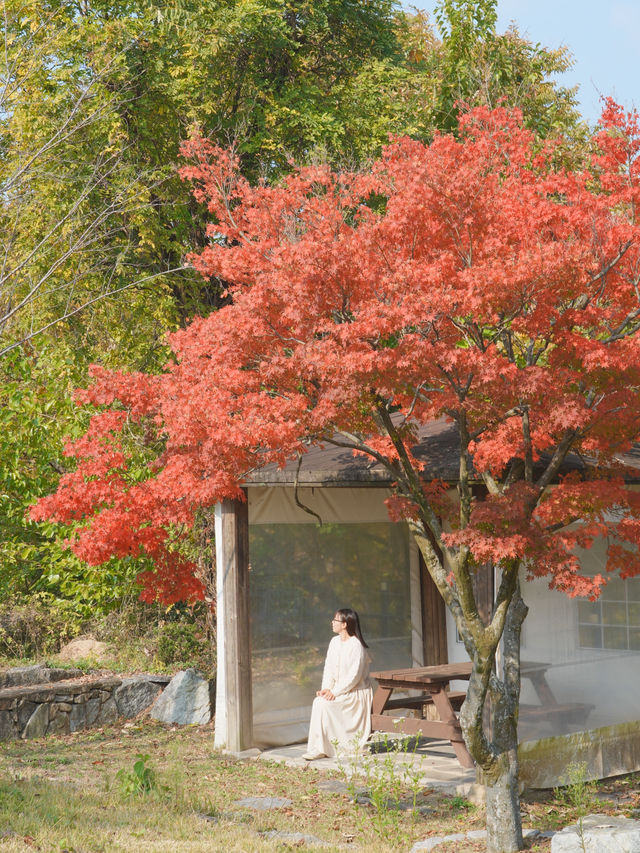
[115, 754, 157, 797]
[337, 733, 430, 847]
[554, 762, 596, 818]
[552, 760, 598, 848]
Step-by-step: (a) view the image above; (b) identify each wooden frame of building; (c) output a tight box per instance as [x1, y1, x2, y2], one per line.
[214, 420, 483, 752]
[213, 421, 640, 787]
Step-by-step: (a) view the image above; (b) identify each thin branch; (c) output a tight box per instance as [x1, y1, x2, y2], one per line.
[536, 428, 580, 492]
[569, 241, 633, 311]
[322, 433, 403, 478]
[0, 266, 187, 357]
[293, 453, 323, 525]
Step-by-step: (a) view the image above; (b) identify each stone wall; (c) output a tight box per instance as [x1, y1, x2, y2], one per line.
[0, 666, 171, 740]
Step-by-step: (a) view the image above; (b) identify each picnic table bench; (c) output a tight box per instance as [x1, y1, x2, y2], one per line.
[371, 662, 475, 767]
[370, 660, 594, 768]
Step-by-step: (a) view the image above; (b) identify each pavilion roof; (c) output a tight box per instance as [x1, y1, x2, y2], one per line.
[246, 419, 640, 488]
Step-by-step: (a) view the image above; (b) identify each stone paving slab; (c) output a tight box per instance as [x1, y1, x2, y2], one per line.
[410, 827, 551, 852]
[551, 814, 640, 852]
[259, 737, 481, 801]
[233, 796, 293, 810]
[260, 830, 330, 846]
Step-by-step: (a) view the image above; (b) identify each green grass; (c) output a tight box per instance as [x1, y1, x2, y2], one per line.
[0, 720, 638, 852]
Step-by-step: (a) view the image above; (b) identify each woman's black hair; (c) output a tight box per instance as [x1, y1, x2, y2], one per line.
[335, 607, 368, 648]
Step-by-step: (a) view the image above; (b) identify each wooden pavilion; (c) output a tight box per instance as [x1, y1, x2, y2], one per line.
[213, 421, 640, 786]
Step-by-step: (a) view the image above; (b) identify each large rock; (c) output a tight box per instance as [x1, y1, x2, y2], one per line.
[57, 637, 110, 662]
[95, 696, 118, 725]
[69, 703, 87, 732]
[17, 700, 38, 729]
[149, 669, 214, 725]
[552, 814, 640, 852]
[0, 665, 83, 689]
[47, 707, 70, 735]
[23, 704, 49, 739]
[115, 677, 162, 718]
[84, 696, 101, 727]
[48, 668, 83, 682]
[0, 710, 17, 740]
[0, 664, 48, 688]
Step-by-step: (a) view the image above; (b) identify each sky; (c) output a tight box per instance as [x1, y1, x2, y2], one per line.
[410, 0, 639, 126]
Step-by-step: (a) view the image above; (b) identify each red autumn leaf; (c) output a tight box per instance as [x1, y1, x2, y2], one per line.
[31, 102, 640, 606]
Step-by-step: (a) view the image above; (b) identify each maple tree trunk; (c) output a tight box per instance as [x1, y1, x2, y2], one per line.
[462, 690, 524, 853]
[483, 747, 523, 853]
[410, 520, 528, 851]
[460, 585, 528, 853]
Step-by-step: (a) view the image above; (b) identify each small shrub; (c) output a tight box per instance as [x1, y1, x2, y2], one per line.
[0, 594, 81, 658]
[448, 794, 472, 812]
[155, 621, 207, 667]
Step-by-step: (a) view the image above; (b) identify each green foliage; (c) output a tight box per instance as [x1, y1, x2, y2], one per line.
[0, 594, 81, 658]
[2, 0, 584, 355]
[435, 0, 498, 47]
[115, 754, 157, 797]
[430, 0, 586, 140]
[89, 600, 214, 675]
[0, 0, 185, 357]
[155, 620, 206, 667]
[1, 0, 430, 356]
[448, 794, 473, 812]
[0, 347, 87, 600]
[0, 347, 147, 618]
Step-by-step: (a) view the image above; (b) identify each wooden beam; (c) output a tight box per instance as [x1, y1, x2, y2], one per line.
[219, 496, 253, 751]
[420, 551, 449, 665]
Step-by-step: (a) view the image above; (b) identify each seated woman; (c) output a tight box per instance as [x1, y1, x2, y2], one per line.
[302, 608, 373, 760]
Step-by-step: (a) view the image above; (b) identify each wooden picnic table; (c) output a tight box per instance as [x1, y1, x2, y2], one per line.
[371, 662, 475, 767]
[370, 660, 594, 769]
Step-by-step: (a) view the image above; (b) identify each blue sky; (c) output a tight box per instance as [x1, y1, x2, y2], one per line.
[409, 1, 639, 126]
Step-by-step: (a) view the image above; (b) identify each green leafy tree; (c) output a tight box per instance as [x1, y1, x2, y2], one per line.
[1, 0, 434, 354]
[0, 0, 189, 357]
[430, 0, 586, 140]
[0, 347, 146, 618]
[4, 0, 592, 632]
[0, 0, 587, 356]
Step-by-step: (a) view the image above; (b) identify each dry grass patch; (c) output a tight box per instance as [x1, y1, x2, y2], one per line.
[0, 720, 638, 851]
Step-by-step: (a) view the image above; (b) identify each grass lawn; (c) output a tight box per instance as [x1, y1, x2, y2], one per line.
[0, 718, 638, 852]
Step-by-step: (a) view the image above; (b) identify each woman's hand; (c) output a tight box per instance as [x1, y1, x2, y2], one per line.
[316, 689, 335, 701]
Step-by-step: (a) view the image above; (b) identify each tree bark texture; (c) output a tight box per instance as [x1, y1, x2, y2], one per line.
[483, 749, 523, 853]
[413, 516, 529, 851]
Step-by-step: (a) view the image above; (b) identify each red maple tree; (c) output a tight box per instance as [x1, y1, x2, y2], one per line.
[33, 102, 640, 851]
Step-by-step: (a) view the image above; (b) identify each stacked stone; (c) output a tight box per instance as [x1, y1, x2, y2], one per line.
[0, 676, 119, 738]
[0, 667, 172, 739]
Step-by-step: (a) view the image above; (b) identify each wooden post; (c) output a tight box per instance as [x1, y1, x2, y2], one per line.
[216, 496, 253, 752]
[472, 562, 494, 627]
[420, 551, 449, 666]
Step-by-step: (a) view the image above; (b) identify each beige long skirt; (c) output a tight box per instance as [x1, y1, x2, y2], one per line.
[306, 687, 373, 757]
